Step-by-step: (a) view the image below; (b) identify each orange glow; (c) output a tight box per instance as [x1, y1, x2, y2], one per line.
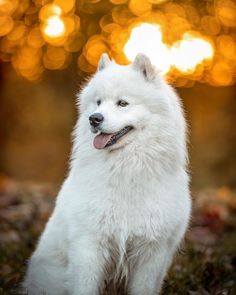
[27, 27, 45, 48]
[0, 0, 235, 84]
[0, 0, 18, 15]
[7, 21, 27, 41]
[44, 15, 65, 38]
[43, 46, 68, 69]
[129, 0, 152, 16]
[54, 0, 75, 14]
[86, 38, 109, 67]
[41, 5, 65, 39]
[0, 15, 14, 36]
[171, 33, 214, 73]
[210, 62, 234, 86]
[124, 23, 171, 74]
[39, 3, 78, 47]
[124, 23, 214, 75]
[216, 0, 236, 27]
[12, 46, 43, 81]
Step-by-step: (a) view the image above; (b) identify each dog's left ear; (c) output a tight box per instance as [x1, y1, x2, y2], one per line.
[98, 53, 111, 71]
[133, 54, 156, 81]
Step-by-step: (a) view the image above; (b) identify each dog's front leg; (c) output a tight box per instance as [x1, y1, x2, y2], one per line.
[129, 245, 173, 295]
[68, 237, 107, 295]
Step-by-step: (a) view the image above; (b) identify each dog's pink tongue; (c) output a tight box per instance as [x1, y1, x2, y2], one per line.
[93, 133, 113, 149]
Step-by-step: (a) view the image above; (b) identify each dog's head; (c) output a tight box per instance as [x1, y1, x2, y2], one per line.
[77, 53, 186, 164]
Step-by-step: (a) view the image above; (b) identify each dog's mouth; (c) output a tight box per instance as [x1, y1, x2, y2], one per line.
[93, 126, 133, 150]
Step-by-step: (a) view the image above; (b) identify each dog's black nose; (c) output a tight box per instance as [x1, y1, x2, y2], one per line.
[89, 113, 104, 127]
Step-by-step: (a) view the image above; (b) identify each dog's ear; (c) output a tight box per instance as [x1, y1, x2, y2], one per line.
[133, 54, 156, 81]
[98, 53, 111, 71]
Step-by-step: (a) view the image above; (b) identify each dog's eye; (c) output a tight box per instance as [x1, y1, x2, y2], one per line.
[117, 100, 128, 107]
[97, 99, 101, 106]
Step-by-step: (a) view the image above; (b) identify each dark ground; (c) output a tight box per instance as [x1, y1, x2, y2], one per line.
[0, 177, 235, 295]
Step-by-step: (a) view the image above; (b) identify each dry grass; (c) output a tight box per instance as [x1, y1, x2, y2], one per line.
[0, 178, 235, 295]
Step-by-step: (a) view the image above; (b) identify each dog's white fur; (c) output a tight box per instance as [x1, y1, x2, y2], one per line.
[23, 54, 191, 295]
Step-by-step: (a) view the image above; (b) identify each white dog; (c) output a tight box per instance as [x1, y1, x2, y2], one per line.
[23, 54, 191, 295]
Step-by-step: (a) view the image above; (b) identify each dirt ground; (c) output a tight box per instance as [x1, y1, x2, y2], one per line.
[0, 177, 235, 295]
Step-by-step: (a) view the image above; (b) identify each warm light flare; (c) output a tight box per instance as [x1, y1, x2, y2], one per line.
[124, 23, 214, 75]
[41, 5, 65, 39]
[171, 33, 214, 73]
[0, 0, 234, 85]
[124, 23, 171, 75]
[44, 15, 65, 38]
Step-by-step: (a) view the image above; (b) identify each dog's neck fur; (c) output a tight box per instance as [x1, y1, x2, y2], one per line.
[71, 137, 184, 184]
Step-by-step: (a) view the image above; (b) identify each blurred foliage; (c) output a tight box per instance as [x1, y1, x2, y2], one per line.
[0, 177, 235, 294]
[0, 0, 235, 86]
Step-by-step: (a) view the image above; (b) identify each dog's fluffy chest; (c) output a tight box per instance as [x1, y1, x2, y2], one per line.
[67, 170, 182, 243]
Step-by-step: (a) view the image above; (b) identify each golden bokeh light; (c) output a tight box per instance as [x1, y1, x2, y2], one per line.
[148, 0, 168, 4]
[210, 61, 234, 86]
[64, 31, 85, 52]
[43, 46, 70, 70]
[124, 23, 214, 75]
[54, 0, 75, 14]
[110, 0, 128, 4]
[0, 15, 14, 36]
[40, 4, 65, 40]
[171, 33, 214, 73]
[124, 23, 172, 75]
[7, 21, 27, 42]
[0, 0, 18, 15]
[216, 0, 236, 27]
[217, 35, 236, 58]
[129, 0, 152, 16]
[12, 45, 43, 81]
[27, 26, 45, 48]
[44, 15, 65, 38]
[39, 4, 62, 22]
[85, 35, 109, 67]
[0, 0, 235, 85]
[39, 3, 78, 46]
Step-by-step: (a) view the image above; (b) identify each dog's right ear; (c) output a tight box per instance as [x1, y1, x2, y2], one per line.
[133, 54, 156, 81]
[97, 53, 111, 71]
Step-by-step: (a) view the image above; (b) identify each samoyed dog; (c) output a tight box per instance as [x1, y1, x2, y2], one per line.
[23, 54, 191, 295]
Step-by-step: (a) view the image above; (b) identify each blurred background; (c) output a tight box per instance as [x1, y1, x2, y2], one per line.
[0, 0, 236, 293]
[0, 0, 235, 189]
